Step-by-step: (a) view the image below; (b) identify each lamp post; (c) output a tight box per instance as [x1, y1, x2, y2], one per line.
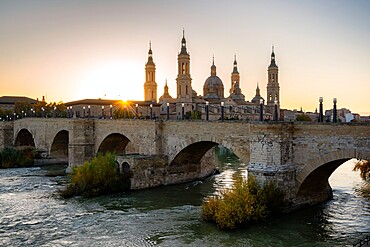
[259, 99, 263, 121]
[41, 107, 45, 118]
[221, 102, 224, 122]
[102, 106, 104, 119]
[181, 103, 185, 120]
[53, 107, 57, 118]
[166, 102, 170, 120]
[150, 104, 153, 120]
[319, 97, 323, 122]
[205, 101, 209, 121]
[14, 112, 16, 120]
[67, 107, 69, 118]
[110, 105, 113, 119]
[333, 98, 337, 123]
[135, 104, 139, 118]
[31, 108, 33, 118]
[21, 110, 24, 119]
[274, 100, 278, 123]
[83, 106, 85, 118]
[70, 106, 73, 118]
[88, 105, 90, 119]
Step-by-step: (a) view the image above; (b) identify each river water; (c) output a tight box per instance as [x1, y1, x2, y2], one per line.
[0, 152, 369, 246]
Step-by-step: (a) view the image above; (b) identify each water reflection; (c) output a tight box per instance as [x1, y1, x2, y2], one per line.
[0, 153, 369, 246]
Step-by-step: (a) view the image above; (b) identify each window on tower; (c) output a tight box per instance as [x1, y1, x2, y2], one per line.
[269, 94, 272, 101]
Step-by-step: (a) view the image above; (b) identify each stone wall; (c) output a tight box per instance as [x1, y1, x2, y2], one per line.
[116, 153, 216, 190]
[0, 122, 14, 149]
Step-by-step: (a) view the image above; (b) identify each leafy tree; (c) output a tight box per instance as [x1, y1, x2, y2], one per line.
[185, 110, 202, 120]
[353, 160, 370, 181]
[296, 114, 312, 121]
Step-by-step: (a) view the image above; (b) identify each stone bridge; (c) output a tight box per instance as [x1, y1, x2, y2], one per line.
[0, 118, 369, 208]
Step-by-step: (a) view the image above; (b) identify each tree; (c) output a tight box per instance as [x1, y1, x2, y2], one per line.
[185, 110, 201, 120]
[353, 160, 370, 181]
[296, 114, 312, 121]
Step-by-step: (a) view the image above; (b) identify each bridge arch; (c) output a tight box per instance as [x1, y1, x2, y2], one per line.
[170, 141, 218, 167]
[97, 133, 130, 155]
[14, 129, 35, 148]
[50, 130, 69, 158]
[295, 150, 370, 205]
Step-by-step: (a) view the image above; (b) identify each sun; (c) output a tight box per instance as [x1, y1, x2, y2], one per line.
[74, 60, 143, 101]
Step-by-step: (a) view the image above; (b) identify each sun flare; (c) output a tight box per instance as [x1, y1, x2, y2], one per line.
[75, 60, 143, 101]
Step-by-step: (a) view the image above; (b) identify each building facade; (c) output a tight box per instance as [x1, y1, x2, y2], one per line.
[157, 32, 279, 121]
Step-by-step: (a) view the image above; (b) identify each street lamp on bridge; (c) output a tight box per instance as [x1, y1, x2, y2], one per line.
[205, 101, 209, 121]
[259, 99, 264, 121]
[221, 102, 224, 122]
[333, 98, 337, 123]
[319, 97, 323, 122]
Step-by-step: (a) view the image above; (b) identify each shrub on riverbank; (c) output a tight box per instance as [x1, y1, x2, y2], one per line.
[59, 153, 132, 198]
[202, 175, 284, 230]
[0, 147, 35, 168]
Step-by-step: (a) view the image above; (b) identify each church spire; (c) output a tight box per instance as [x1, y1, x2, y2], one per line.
[233, 54, 238, 73]
[164, 79, 169, 94]
[255, 82, 260, 96]
[211, 55, 216, 76]
[269, 45, 278, 68]
[180, 29, 187, 54]
[146, 41, 154, 65]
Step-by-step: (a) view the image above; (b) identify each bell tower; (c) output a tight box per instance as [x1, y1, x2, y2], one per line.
[230, 55, 240, 95]
[144, 42, 157, 102]
[266, 46, 280, 116]
[176, 30, 192, 103]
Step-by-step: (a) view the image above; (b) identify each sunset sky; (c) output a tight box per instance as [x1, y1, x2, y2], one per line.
[0, 0, 369, 114]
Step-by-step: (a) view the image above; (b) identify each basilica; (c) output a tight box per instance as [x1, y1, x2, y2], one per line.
[144, 32, 280, 120]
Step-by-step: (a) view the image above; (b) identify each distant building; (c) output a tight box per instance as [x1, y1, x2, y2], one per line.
[0, 96, 38, 112]
[64, 98, 160, 119]
[157, 31, 278, 121]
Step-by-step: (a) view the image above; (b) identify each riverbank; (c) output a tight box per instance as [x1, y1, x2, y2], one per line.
[0, 162, 369, 246]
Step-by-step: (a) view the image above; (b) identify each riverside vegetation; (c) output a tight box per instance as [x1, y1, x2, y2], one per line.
[59, 153, 132, 198]
[202, 175, 284, 230]
[0, 147, 35, 168]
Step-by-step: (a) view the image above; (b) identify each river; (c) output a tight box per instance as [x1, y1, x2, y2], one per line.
[0, 151, 369, 246]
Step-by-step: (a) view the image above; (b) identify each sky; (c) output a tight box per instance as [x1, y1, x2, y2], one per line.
[0, 0, 369, 115]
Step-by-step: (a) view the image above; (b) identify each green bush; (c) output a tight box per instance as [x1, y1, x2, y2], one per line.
[59, 153, 132, 198]
[202, 175, 284, 230]
[0, 147, 35, 168]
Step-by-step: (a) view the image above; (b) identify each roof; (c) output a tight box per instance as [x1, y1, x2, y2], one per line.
[0, 96, 37, 105]
[65, 98, 120, 106]
[65, 99, 161, 107]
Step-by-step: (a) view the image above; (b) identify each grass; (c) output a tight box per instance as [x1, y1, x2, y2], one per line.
[59, 152, 132, 198]
[202, 175, 284, 230]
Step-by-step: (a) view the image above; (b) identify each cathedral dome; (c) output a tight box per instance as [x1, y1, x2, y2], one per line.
[203, 76, 224, 99]
[203, 58, 224, 100]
